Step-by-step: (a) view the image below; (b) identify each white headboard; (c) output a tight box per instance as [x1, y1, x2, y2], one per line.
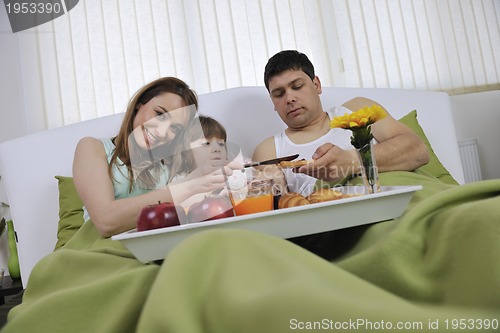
[0, 86, 465, 287]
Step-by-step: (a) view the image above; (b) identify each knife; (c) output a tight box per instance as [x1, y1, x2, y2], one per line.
[243, 154, 299, 168]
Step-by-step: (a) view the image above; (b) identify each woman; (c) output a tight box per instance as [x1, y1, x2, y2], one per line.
[73, 77, 239, 237]
[4, 77, 244, 333]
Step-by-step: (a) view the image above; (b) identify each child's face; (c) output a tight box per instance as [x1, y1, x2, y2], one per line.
[189, 137, 227, 167]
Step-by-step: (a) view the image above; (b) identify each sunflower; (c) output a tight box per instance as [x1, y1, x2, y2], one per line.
[330, 104, 387, 149]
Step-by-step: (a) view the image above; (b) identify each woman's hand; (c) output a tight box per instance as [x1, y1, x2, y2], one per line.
[189, 163, 232, 193]
[173, 158, 243, 198]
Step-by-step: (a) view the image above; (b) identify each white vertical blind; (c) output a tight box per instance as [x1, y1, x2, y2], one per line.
[334, 0, 500, 93]
[14, 0, 500, 133]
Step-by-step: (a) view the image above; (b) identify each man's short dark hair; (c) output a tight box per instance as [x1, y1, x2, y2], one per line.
[264, 50, 315, 90]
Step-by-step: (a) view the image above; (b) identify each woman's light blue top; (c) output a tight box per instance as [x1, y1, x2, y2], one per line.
[82, 138, 170, 222]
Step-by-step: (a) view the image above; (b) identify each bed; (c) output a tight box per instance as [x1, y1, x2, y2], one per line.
[1, 87, 499, 332]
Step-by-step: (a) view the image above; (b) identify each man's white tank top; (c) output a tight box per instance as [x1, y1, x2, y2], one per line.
[273, 106, 354, 196]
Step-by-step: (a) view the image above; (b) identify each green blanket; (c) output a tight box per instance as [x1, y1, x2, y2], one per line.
[3, 172, 500, 333]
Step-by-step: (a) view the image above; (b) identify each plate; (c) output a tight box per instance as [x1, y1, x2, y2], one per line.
[112, 185, 422, 262]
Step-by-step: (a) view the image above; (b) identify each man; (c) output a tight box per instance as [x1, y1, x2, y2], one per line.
[253, 50, 429, 196]
[253, 50, 430, 259]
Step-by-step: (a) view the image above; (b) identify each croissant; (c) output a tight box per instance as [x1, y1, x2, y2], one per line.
[306, 188, 344, 203]
[278, 192, 310, 209]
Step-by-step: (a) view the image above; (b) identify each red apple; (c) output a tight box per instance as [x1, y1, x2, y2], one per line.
[187, 194, 235, 223]
[137, 202, 187, 231]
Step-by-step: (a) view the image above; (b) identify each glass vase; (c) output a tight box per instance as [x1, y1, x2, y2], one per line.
[357, 139, 380, 194]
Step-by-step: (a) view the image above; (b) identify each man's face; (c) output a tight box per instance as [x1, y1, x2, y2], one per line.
[267, 69, 323, 129]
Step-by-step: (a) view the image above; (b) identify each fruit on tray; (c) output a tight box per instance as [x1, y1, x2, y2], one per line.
[187, 194, 234, 223]
[136, 202, 187, 231]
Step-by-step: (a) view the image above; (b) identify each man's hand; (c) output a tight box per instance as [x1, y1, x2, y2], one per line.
[296, 143, 359, 182]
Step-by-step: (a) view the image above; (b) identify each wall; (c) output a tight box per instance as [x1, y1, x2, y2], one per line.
[451, 90, 500, 181]
[0, 5, 24, 275]
[0, 5, 28, 143]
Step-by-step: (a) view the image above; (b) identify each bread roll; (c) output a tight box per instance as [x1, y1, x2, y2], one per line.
[278, 159, 311, 168]
[278, 192, 310, 209]
[306, 188, 343, 203]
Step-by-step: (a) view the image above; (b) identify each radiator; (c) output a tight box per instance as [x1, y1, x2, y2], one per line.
[458, 139, 483, 183]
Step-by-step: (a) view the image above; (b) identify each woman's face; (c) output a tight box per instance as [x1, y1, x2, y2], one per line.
[132, 92, 192, 150]
[189, 137, 227, 167]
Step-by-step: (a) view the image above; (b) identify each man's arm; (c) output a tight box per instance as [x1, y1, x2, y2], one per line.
[252, 136, 277, 163]
[297, 97, 429, 182]
[342, 97, 429, 172]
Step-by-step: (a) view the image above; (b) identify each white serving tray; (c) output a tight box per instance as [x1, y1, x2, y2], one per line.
[112, 185, 421, 262]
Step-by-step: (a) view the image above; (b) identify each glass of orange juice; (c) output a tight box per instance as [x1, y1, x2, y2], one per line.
[230, 179, 274, 216]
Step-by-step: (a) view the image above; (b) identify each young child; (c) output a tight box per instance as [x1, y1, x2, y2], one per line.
[181, 115, 230, 173]
[172, 115, 248, 215]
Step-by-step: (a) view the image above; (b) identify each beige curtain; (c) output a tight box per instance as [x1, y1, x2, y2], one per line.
[16, 0, 500, 132]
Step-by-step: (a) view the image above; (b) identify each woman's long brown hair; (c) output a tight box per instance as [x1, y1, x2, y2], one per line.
[109, 77, 198, 191]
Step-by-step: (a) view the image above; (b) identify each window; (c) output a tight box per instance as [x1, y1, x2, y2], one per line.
[15, 0, 500, 132]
